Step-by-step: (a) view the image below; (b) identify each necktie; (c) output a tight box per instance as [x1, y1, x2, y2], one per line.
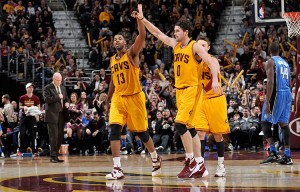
[56, 86, 60, 94]
[56, 86, 63, 109]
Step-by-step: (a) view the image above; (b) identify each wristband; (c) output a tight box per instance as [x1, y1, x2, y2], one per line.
[140, 16, 144, 20]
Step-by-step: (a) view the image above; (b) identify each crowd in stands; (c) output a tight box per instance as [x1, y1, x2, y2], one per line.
[0, 0, 298, 157]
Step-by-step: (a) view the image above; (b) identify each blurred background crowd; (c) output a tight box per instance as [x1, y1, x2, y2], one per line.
[0, 0, 298, 157]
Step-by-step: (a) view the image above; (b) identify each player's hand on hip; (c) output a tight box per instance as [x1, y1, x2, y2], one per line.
[212, 80, 222, 95]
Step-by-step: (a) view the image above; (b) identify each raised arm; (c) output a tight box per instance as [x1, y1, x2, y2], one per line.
[129, 7, 146, 57]
[135, 4, 177, 48]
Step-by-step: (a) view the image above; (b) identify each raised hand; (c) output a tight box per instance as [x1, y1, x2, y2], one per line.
[131, 4, 144, 20]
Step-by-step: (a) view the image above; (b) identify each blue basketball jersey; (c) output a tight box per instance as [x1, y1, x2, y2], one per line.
[273, 56, 290, 92]
[261, 56, 292, 124]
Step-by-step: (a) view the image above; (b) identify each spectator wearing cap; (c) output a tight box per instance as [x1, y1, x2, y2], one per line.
[19, 83, 41, 153]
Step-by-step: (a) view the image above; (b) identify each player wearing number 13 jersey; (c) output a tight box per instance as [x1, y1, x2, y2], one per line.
[105, 10, 162, 180]
[108, 41, 147, 133]
[110, 52, 142, 96]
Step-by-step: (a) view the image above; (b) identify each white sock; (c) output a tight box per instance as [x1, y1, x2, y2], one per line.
[195, 156, 204, 163]
[218, 157, 224, 165]
[186, 153, 194, 160]
[113, 157, 121, 168]
[150, 151, 158, 160]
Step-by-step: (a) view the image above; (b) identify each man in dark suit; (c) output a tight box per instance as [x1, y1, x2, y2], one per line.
[43, 72, 69, 163]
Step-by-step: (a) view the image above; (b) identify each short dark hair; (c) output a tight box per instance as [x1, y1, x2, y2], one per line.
[2, 94, 10, 100]
[175, 19, 193, 37]
[269, 42, 279, 55]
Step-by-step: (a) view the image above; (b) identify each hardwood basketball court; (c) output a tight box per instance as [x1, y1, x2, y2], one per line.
[0, 151, 300, 191]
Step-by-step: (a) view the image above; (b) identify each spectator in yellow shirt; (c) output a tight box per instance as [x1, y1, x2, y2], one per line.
[3, 0, 15, 14]
[99, 5, 114, 24]
[15, 0, 25, 14]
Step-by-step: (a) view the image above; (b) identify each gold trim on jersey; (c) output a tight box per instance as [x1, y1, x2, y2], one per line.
[173, 40, 200, 89]
[110, 51, 142, 95]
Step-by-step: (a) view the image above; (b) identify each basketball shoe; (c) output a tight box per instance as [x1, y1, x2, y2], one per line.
[152, 155, 162, 176]
[177, 158, 200, 179]
[215, 163, 226, 177]
[106, 167, 125, 180]
[260, 151, 279, 164]
[277, 155, 293, 165]
[120, 147, 128, 155]
[192, 161, 209, 178]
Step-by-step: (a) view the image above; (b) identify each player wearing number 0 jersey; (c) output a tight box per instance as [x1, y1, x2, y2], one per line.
[137, 4, 222, 178]
[173, 40, 201, 125]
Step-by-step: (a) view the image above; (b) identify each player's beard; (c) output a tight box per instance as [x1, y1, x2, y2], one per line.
[115, 44, 125, 52]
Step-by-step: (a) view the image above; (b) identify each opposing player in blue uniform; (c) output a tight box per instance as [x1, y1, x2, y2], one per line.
[260, 42, 293, 165]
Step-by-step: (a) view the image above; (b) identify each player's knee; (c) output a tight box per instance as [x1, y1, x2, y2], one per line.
[110, 124, 122, 141]
[197, 131, 206, 140]
[281, 125, 290, 145]
[261, 121, 272, 139]
[175, 123, 187, 135]
[213, 134, 223, 142]
[135, 131, 150, 143]
[189, 128, 197, 138]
